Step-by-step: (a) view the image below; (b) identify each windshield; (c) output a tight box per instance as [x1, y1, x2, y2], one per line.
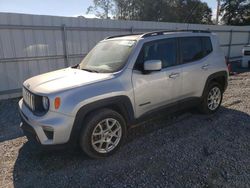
[79, 40, 136, 73]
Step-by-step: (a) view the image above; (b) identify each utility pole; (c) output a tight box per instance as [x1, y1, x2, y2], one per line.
[216, 0, 221, 25]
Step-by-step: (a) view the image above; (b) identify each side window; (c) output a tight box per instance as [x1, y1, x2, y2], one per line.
[134, 39, 177, 70]
[202, 37, 213, 56]
[180, 37, 203, 63]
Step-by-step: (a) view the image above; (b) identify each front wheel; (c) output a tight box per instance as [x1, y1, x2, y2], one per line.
[79, 109, 127, 158]
[199, 82, 223, 114]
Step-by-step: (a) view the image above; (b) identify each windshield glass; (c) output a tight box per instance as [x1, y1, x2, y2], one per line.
[79, 40, 136, 73]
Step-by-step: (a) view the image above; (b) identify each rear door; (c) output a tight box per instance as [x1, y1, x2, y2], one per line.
[132, 38, 183, 117]
[179, 36, 213, 98]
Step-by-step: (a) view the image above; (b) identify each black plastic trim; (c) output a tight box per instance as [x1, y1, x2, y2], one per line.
[20, 113, 40, 144]
[139, 102, 151, 106]
[68, 96, 134, 145]
[43, 130, 54, 140]
[202, 71, 228, 97]
[134, 97, 201, 124]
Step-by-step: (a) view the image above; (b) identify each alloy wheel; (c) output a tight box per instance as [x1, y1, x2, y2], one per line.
[91, 118, 122, 153]
[207, 86, 221, 111]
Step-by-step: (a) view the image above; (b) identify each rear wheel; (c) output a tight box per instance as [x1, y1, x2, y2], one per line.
[79, 109, 127, 158]
[199, 82, 223, 114]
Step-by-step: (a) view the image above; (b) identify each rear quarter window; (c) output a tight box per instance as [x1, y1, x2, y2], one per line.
[202, 37, 213, 56]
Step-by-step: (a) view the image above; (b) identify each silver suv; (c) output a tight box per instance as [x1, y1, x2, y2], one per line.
[19, 30, 228, 158]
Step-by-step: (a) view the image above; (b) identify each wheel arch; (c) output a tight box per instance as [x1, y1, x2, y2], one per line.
[202, 71, 228, 97]
[68, 96, 135, 145]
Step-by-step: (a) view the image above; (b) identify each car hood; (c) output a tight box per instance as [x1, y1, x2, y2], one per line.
[23, 67, 113, 94]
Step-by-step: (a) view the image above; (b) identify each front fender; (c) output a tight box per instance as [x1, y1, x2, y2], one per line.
[68, 95, 135, 145]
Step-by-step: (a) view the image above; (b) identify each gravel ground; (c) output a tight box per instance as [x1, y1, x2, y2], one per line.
[0, 72, 250, 188]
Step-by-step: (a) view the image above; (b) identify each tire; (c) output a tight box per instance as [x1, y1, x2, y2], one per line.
[79, 108, 127, 159]
[199, 82, 223, 114]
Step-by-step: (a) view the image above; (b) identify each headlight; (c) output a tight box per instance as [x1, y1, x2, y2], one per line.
[42, 96, 49, 110]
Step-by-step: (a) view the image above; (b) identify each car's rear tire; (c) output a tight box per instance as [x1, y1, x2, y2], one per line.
[79, 108, 127, 159]
[199, 82, 223, 114]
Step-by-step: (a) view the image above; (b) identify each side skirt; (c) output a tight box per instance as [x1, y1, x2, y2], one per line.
[130, 97, 202, 126]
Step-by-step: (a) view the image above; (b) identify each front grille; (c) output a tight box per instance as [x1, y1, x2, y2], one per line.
[244, 51, 250, 56]
[22, 87, 48, 115]
[23, 87, 35, 111]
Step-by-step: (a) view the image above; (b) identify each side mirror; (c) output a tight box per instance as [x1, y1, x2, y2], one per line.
[144, 60, 162, 72]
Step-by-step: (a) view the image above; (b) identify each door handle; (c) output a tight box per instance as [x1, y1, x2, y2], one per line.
[169, 72, 180, 79]
[201, 64, 209, 70]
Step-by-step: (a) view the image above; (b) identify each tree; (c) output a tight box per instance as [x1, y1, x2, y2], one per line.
[220, 0, 250, 25]
[113, 0, 212, 24]
[87, 0, 115, 19]
[172, 0, 213, 24]
[87, 0, 213, 24]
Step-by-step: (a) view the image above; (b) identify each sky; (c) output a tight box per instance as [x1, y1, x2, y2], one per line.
[0, 0, 217, 19]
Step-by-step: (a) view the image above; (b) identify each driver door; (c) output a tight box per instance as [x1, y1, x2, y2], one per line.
[132, 38, 182, 118]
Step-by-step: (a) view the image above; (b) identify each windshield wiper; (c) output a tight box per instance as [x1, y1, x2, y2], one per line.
[81, 68, 99, 73]
[72, 64, 80, 69]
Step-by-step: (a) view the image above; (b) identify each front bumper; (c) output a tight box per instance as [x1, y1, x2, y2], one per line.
[20, 114, 41, 145]
[19, 98, 75, 146]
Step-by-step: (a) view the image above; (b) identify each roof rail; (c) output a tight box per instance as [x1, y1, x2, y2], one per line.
[105, 33, 143, 40]
[141, 29, 211, 38]
[104, 29, 211, 40]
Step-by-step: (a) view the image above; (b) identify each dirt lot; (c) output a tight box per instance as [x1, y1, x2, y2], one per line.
[0, 72, 250, 188]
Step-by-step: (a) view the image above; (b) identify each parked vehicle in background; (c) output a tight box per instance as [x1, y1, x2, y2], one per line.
[242, 45, 250, 68]
[19, 30, 228, 158]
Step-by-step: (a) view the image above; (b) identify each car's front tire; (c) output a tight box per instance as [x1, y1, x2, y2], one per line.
[79, 108, 127, 159]
[199, 82, 223, 114]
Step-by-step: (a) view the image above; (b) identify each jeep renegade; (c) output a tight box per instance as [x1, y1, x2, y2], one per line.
[19, 30, 228, 158]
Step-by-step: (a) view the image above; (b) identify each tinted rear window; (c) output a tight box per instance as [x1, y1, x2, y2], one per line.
[180, 36, 213, 64]
[180, 37, 203, 63]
